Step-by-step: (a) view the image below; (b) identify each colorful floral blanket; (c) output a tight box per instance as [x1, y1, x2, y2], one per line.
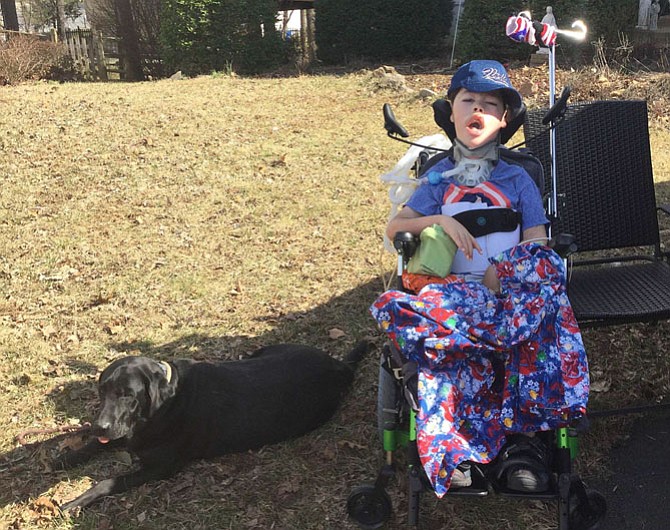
[370, 243, 589, 497]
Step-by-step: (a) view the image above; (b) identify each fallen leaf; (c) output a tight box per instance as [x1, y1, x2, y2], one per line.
[328, 328, 346, 340]
[103, 324, 125, 335]
[338, 439, 365, 450]
[270, 154, 287, 167]
[41, 324, 57, 339]
[277, 481, 300, 495]
[30, 496, 59, 518]
[97, 519, 113, 530]
[591, 380, 611, 393]
[321, 446, 336, 460]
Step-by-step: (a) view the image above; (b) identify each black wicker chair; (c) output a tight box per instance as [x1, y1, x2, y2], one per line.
[524, 100, 670, 329]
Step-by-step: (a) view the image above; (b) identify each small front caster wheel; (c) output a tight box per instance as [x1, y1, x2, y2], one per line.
[569, 489, 607, 530]
[347, 484, 392, 529]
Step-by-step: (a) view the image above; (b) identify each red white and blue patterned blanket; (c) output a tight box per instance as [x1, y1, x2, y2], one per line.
[371, 243, 589, 496]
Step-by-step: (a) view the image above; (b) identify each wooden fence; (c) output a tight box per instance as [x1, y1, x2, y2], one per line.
[0, 27, 122, 81]
[63, 29, 118, 81]
[62, 30, 160, 81]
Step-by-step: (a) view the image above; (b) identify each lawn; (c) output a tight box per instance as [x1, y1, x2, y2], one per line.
[0, 66, 669, 529]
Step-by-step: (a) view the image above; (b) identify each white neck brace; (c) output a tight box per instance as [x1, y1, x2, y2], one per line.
[436, 139, 499, 186]
[452, 138, 500, 164]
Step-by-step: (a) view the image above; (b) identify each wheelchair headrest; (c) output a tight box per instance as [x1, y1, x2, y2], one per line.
[432, 98, 526, 146]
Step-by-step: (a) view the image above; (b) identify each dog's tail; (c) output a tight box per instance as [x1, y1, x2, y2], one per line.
[342, 340, 372, 371]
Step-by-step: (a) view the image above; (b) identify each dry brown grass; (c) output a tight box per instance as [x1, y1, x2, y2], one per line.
[0, 67, 669, 530]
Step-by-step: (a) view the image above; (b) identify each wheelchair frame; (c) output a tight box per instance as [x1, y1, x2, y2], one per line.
[347, 134, 605, 529]
[347, 18, 613, 529]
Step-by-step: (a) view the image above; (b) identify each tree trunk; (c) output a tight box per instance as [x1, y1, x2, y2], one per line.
[281, 10, 289, 39]
[306, 8, 316, 63]
[0, 0, 20, 31]
[56, 0, 67, 38]
[114, 0, 144, 81]
[299, 8, 316, 67]
[300, 9, 307, 61]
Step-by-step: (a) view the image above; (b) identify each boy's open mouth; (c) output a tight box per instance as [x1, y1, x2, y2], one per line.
[467, 115, 485, 131]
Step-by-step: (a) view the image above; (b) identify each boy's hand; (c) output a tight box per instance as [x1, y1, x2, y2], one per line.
[438, 215, 482, 260]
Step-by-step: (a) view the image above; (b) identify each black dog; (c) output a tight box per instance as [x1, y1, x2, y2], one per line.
[55, 341, 368, 510]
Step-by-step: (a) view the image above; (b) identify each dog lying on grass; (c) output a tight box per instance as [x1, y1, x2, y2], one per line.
[55, 341, 369, 510]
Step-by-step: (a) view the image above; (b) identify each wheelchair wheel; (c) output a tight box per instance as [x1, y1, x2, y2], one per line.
[569, 488, 607, 530]
[347, 484, 392, 530]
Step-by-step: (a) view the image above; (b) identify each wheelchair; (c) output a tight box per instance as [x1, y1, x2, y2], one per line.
[346, 91, 607, 530]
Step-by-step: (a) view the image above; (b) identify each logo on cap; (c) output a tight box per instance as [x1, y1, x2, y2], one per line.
[481, 67, 510, 87]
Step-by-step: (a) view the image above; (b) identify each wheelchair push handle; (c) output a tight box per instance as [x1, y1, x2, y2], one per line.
[542, 86, 572, 125]
[381, 104, 452, 155]
[383, 103, 410, 138]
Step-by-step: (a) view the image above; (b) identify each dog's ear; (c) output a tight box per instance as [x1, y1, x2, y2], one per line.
[146, 363, 176, 416]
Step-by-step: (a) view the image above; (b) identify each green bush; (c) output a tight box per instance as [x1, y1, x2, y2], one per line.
[452, 0, 523, 63]
[315, 0, 452, 64]
[160, 0, 290, 76]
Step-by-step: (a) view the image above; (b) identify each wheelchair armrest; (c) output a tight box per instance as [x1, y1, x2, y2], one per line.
[393, 231, 419, 259]
[394, 231, 578, 260]
[549, 233, 578, 257]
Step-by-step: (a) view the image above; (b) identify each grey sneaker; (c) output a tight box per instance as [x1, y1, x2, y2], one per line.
[450, 462, 472, 488]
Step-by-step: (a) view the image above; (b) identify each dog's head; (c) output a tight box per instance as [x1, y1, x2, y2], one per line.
[92, 356, 176, 443]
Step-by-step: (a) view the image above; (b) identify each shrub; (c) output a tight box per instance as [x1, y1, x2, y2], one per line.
[452, 0, 523, 63]
[160, 0, 290, 76]
[315, 0, 452, 64]
[0, 35, 69, 85]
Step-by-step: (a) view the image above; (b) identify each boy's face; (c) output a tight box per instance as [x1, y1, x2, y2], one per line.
[450, 89, 507, 150]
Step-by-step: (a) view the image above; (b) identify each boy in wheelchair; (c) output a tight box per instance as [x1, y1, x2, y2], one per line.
[372, 60, 589, 497]
[388, 60, 547, 293]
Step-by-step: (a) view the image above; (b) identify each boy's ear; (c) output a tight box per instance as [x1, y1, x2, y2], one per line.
[431, 99, 456, 141]
[499, 103, 527, 144]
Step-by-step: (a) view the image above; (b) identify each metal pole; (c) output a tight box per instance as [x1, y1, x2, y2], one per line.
[548, 43, 558, 222]
[449, 1, 463, 69]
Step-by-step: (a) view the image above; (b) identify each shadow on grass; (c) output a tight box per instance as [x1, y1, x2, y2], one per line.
[0, 358, 100, 509]
[109, 275, 388, 360]
[3, 173, 670, 522]
[0, 276, 387, 512]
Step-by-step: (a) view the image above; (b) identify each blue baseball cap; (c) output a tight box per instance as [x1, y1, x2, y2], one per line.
[447, 60, 522, 112]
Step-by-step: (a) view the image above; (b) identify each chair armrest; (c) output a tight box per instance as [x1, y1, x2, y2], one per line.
[656, 205, 670, 261]
[657, 204, 670, 217]
[393, 232, 419, 260]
